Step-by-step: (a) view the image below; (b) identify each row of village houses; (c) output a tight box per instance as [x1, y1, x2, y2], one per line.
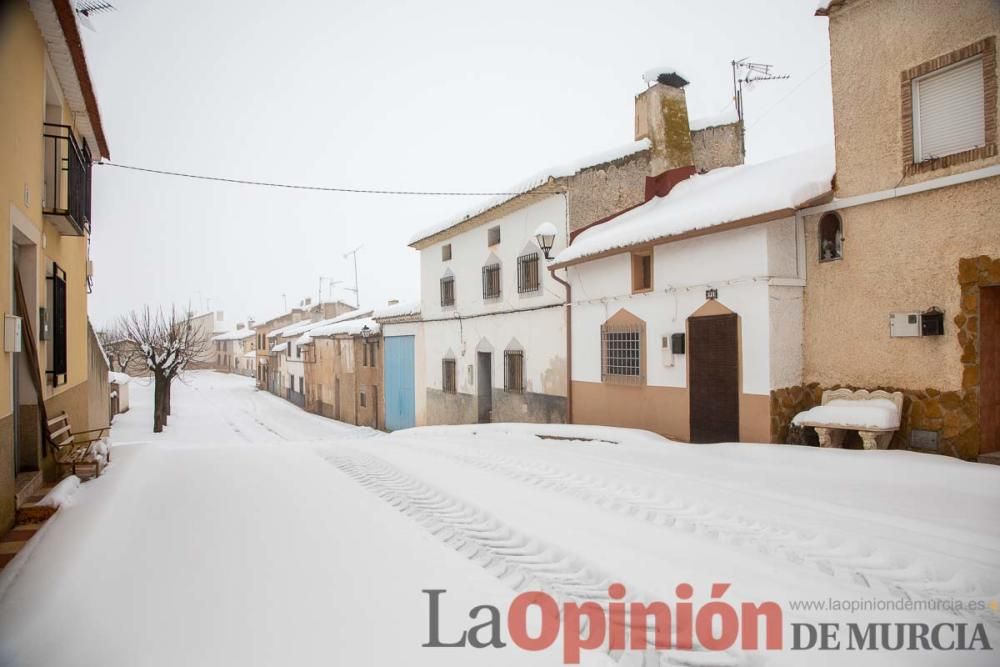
[209, 0, 1000, 463]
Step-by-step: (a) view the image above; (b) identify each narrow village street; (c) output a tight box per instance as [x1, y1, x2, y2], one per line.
[1, 372, 998, 666]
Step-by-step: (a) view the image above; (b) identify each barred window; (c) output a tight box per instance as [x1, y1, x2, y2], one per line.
[504, 350, 524, 393]
[517, 252, 540, 293]
[482, 263, 501, 300]
[601, 324, 643, 384]
[442, 359, 456, 393]
[440, 276, 455, 306]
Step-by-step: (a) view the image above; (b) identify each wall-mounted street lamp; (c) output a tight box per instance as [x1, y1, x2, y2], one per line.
[534, 222, 558, 260]
[360, 324, 373, 338]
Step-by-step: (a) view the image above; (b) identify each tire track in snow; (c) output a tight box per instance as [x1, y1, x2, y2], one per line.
[325, 449, 753, 667]
[418, 447, 1000, 629]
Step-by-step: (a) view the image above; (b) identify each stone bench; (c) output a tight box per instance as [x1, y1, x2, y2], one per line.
[792, 389, 903, 450]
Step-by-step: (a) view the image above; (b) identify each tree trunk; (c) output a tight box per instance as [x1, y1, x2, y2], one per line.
[153, 373, 165, 433]
[165, 377, 172, 416]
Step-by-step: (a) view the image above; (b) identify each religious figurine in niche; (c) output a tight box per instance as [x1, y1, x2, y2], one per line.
[821, 225, 843, 260]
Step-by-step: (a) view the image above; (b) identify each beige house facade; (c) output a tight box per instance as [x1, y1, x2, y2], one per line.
[1, 0, 113, 529]
[776, 0, 1000, 460]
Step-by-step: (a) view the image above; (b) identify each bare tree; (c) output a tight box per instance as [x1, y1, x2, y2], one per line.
[97, 322, 143, 374]
[119, 305, 209, 432]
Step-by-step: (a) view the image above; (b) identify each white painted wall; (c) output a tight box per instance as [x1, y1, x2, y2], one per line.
[423, 307, 566, 397]
[419, 195, 567, 319]
[417, 195, 570, 399]
[567, 217, 804, 395]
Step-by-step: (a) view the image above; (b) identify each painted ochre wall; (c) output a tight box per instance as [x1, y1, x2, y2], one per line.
[1, 2, 99, 529]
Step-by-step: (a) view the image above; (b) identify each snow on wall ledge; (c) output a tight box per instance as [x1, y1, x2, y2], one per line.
[555, 144, 835, 265]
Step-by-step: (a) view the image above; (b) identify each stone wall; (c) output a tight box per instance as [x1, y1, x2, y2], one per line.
[566, 152, 650, 234]
[691, 123, 743, 172]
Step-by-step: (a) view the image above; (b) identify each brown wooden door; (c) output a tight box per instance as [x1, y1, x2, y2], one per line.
[689, 313, 739, 443]
[981, 287, 1000, 455]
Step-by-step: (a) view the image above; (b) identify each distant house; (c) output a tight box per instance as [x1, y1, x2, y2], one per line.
[211, 325, 256, 376]
[799, 0, 1000, 460]
[188, 311, 228, 369]
[303, 313, 382, 429]
[407, 72, 744, 427]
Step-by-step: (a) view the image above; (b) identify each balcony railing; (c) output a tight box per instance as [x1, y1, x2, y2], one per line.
[42, 123, 92, 236]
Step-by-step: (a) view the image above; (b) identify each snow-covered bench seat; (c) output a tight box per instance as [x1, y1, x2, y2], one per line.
[792, 389, 903, 450]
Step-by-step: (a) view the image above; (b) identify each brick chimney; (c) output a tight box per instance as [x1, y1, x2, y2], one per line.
[635, 71, 696, 178]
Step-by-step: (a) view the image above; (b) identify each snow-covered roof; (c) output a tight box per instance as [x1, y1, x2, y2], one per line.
[554, 145, 835, 266]
[108, 371, 131, 385]
[212, 328, 256, 342]
[280, 316, 341, 339]
[266, 319, 308, 339]
[270, 342, 288, 353]
[309, 317, 380, 338]
[372, 301, 420, 320]
[408, 138, 652, 246]
[689, 106, 740, 132]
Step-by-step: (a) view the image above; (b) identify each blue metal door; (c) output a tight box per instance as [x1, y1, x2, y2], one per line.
[384, 335, 416, 431]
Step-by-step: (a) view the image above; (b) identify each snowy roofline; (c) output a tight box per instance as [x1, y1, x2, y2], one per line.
[108, 371, 131, 385]
[309, 317, 380, 338]
[270, 342, 288, 353]
[212, 329, 256, 342]
[553, 144, 835, 266]
[407, 138, 652, 247]
[372, 301, 420, 320]
[689, 106, 740, 132]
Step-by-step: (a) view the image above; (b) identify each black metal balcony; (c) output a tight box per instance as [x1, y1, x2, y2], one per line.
[42, 123, 92, 236]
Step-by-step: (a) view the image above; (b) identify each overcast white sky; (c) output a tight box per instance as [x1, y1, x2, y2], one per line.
[83, 0, 834, 328]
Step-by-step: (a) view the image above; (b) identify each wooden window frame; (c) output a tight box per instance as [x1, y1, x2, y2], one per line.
[442, 358, 457, 393]
[517, 252, 540, 294]
[901, 36, 997, 175]
[440, 275, 455, 307]
[482, 263, 502, 300]
[631, 250, 653, 294]
[504, 350, 524, 393]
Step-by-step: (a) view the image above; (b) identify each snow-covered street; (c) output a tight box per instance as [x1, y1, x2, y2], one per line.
[1, 371, 998, 666]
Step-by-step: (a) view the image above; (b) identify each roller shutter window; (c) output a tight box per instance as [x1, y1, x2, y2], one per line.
[913, 57, 986, 162]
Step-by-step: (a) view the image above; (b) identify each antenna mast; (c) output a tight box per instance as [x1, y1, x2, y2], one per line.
[342, 246, 362, 308]
[730, 58, 790, 156]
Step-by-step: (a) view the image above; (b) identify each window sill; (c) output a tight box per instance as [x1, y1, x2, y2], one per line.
[631, 287, 654, 295]
[818, 256, 843, 264]
[601, 375, 644, 386]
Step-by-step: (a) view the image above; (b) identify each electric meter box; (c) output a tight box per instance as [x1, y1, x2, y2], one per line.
[889, 312, 921, 337]
[4, 314, 22, 353]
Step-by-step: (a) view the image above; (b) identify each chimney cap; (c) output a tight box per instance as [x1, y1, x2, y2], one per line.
[642, 68, 690, 89]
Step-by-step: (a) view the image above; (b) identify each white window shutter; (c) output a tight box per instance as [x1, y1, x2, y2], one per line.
[913, 57, 986, 162]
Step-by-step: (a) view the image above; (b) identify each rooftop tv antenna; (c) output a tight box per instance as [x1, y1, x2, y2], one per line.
[74, 1, 115, 32]
[731, 58, 790, 155]
[342, 246, 362, 308]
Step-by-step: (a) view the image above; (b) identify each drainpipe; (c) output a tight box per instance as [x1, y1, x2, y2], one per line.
[548, 266, 573, 424]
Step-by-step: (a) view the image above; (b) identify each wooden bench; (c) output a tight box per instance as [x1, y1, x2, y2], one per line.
[793, 389, 903, 451]
[47, 412, 110, 479]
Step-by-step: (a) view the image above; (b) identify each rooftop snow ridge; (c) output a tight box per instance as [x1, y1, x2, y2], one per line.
[407, 138, 651, 246]
[554, 144, 834, 265]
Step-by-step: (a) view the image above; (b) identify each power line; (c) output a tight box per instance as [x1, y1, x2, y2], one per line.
[95, 161, 539, 197]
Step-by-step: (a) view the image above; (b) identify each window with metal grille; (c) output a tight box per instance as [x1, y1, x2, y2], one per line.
[440, 276, 455, 307]
[442, 359, 456, 393]
[517, 252, 540, 293]
[601, 324, 642, 384]
[482, 263, 501, 300]
[504, 350, 524, 393]
[441, 243, 452, 261]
